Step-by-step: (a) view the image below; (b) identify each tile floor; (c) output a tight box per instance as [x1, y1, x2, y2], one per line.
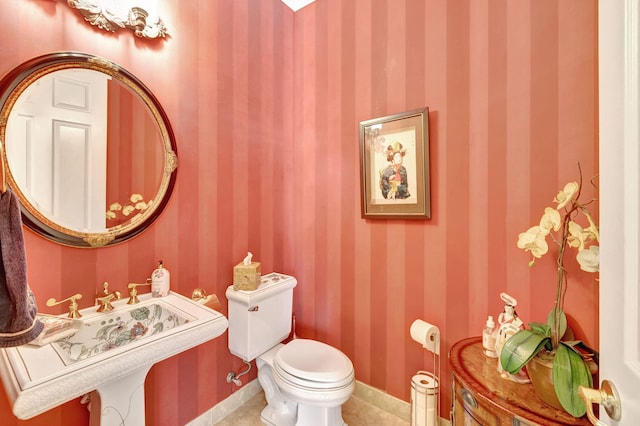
[214, 390, 410, 426]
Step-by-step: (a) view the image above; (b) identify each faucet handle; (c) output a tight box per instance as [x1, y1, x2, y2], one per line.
[96, 293, 117, 312]
[98, 281, 121, 299]
[191, 288, 208, 302]
[127, 279, 152, 304]
[46, 293, 83, 318]
[95, 281, 121, 313]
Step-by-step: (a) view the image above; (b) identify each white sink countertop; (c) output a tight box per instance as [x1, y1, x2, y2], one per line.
[0, 291, 228, 420]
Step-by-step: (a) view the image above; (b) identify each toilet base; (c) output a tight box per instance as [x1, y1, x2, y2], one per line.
[260, 403, 296, 426]
[260, 404, 347, 426]
[258, 360, 297, 426]
[295, 404, 346, 426]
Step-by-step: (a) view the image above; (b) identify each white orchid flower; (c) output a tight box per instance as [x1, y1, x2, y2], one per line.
[583, 211, 600, 243]
[567, 221, 586, 250]
[519, 176, 599, 276]
[576, 245, 599, 272]
[539, 207, 561, 235]
[554, 181, 579, 209]
[517, 226, 549, 259]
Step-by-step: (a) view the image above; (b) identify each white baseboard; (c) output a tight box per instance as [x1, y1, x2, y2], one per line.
[187, 379, 450, 426]
[352, 381, 411, 421]
[352, 381, 450, 425]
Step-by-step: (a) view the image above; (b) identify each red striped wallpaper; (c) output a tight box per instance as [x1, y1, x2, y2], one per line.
[0, 0, 598, 424]
[106, 81, 164, 227]
[290, 0, 598, 416]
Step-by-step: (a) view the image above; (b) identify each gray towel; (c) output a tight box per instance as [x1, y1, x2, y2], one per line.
[0, 189, 43, 347]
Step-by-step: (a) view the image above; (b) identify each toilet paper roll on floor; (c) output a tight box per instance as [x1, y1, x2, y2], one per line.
[411, 373, 439, 426]
[410, 319, 440, 355]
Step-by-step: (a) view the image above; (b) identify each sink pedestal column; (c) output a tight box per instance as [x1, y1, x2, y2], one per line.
[90, 365, 152, 426]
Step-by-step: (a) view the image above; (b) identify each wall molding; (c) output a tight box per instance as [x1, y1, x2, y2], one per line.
[353, 381, 411, 421]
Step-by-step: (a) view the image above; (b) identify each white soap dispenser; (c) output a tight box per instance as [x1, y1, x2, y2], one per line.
[151, 260, 170, 297]
[482, 315, 497, 358]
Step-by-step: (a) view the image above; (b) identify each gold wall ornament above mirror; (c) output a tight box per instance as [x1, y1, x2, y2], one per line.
[0, 52, 178, 248]
[66, 0, 168, 39]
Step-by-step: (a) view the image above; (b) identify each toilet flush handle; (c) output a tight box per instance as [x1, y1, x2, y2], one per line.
[249, 305, 259, 312]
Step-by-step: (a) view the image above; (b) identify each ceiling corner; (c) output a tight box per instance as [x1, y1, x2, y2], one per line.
[281, 0, 316, 12]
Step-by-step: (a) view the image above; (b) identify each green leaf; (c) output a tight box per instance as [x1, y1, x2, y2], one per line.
[500, 330, 550, 374]
[546, 308, 567, 340]
[553, 343, 593, 417]
[152, 322, 164, 335]
[529, 322, 551, 336]
[570, 340, 600, 365]
[153, 303, 163, 320]
[114, 331, 133, 347]
[130, 306, 150, 321]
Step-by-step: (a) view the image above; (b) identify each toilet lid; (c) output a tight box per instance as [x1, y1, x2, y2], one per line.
[274, 339, 354, 384]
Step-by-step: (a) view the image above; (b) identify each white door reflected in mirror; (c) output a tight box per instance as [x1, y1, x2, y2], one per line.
[7, 69, 108, 232]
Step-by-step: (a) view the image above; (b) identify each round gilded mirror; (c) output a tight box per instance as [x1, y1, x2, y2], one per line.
[0, 52, 177, 247]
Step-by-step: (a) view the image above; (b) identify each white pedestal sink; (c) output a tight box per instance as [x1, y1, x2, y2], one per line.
[0, 291, 228, 425]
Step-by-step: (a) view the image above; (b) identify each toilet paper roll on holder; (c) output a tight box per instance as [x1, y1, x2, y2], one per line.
[410, 319, 441, 425]
[410, 319, 440, 355]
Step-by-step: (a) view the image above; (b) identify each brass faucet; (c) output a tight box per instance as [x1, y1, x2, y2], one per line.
[96, 282, 121, 313]
[46, 293, 83, 318]
[127, 279, 152, 304]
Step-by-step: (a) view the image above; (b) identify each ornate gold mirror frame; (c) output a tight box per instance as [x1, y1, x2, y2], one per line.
[0, 52, 178, 248]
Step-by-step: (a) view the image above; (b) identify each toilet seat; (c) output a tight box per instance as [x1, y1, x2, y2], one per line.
[273, 339, 354, 390]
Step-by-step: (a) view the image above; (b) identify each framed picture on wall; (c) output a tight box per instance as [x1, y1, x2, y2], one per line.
[359, 108, 430, 219]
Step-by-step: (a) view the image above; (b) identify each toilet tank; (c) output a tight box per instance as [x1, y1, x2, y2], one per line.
[226, 273, 297, 362]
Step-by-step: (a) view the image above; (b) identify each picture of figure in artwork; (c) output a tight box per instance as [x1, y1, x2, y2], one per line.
[361, 109, 430, 218]
[379, 141, 410, 200]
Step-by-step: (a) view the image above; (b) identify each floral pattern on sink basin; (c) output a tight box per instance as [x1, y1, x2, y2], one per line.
[53, 303, 189, 364]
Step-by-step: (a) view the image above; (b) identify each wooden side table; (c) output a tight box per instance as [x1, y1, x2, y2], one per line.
[449, 337, 592, 425]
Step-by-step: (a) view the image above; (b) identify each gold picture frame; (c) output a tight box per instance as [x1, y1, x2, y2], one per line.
[359, 108, 430, 219]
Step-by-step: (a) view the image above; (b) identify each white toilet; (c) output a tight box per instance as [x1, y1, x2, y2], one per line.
[226, 273, 355, 426]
